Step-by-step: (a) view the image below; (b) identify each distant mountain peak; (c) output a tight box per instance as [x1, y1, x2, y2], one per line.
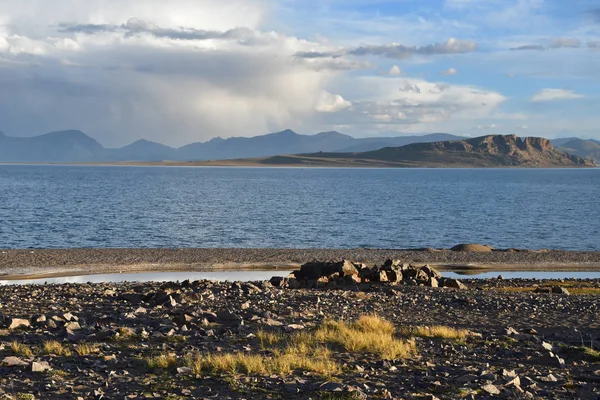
[272, 129, 298, 136]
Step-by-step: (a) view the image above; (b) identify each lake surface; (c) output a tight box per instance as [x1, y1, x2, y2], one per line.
[0, 165, 598, 250]
[1, 270, 599, 286]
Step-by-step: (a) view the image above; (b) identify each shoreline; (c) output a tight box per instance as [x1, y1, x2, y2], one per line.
[2, 248, 600, 280]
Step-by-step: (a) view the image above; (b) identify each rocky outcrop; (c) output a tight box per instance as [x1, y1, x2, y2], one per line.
[272, 259, 467, 290]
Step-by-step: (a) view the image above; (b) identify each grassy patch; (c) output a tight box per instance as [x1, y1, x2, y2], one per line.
[256, 329, 283, 348]
[146, 353, 178, 370]
[10, 341, 34, 357]
[187, 347, 340, 377]
[75, 343, 99, 356]
[115, 327, 137, 341]
[43, 341, 72, 357]
[399, 326, 470, 340]
[314, 315, 414, 360]
[151, 315, 414, 378]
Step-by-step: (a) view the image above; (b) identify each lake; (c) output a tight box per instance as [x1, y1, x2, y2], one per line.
[0, 165, 598, 250]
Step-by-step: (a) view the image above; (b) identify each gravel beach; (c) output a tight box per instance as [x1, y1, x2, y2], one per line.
[2, 248, 600, 279]
[0, 272, 599, 399]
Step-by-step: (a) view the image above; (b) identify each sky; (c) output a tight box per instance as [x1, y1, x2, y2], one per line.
[0, 0, 599, 147]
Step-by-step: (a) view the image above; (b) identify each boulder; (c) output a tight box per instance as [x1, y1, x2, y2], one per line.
[420, 265, 442, 279]
[440, 278, 468, 290]
[450, 243, 494, 252]
[551, 286, 570, 295]
[9, 318, 31, 330]
[269, 276, 287, 287]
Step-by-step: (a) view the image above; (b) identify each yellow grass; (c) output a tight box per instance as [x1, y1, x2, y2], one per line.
[188, 346, 340, 377]
[43, 341, 72, 357]
[152, 315, 414, 378]
[75, 343, 99, 356]
[115, 327, 136, 340]
[146, 353, 178, 370]
[313, 315, 415, 360]
[399, 326, 470, 340]
[10, 341, 34, 357]
[256, 329, 283, 348]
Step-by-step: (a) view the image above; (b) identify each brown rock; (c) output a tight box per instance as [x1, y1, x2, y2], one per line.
[9, 318, 30, 330]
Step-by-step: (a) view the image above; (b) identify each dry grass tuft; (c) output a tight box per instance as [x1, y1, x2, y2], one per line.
[75, 343, 99, 356]
[116, 327, 136, 339]
[187, 346, 340, 377]
[256, 329, 283, 348]
[399, 325, 470, 340]
[313, 315, 415, 360]
[43, 341, 72, 357]
[146, 353, 178, 370]
[10, 341, 34, 357]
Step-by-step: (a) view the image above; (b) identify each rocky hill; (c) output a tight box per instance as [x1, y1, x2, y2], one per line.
[247, 134, 596, 168]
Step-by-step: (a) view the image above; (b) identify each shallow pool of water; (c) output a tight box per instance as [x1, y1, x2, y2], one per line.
[444, 271, 600, 280]
[1, 270, 600, 286]
[0, 270, 293, 285]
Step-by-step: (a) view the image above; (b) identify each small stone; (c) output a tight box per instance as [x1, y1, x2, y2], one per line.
[481, 384, 500, 395]
[265, 318, 283, 327]
[177, 367, 192, 375]
[2, 356, 28, 367]
[31, 361, 52, 372]
[319, 382, 345, 392]
[540, 374, 558, 382]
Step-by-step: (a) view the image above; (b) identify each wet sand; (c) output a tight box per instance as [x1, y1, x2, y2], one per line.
[1, 248, 600, 280]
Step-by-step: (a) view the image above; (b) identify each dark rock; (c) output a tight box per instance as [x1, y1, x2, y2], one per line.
[551, 286, 570, 295]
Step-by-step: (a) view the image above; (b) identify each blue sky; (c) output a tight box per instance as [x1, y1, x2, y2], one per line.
[0, 0, 598, 146]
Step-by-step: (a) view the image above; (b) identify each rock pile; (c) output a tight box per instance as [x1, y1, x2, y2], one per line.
[271, 259, 467, 290]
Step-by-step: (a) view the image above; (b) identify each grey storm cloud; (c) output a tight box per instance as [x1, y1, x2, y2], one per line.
[511, 38, 585, 51]
[549, 37, 581, 48]
[510, 44, 545, 51]
[59, 19, 254, 42]
[294, 38, 478, 60]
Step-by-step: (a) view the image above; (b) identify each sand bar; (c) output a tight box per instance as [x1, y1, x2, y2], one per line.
[1, 248, 600, 280]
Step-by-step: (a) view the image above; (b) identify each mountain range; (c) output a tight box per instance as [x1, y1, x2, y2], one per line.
[0, 129, 598, 163]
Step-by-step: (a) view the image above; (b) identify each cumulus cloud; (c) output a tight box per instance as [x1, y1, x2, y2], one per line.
[531, 89, 585, 102]
[440, 67, 458, 75]
[315, 91, 351, 113]
[388, 65, 402, 75]
[334, 76, 506, 126]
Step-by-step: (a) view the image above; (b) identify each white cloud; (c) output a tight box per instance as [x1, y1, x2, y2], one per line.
[388, 65, 402, 75]
[440, 67, 458, 75]
[531, 88, 585, 102]
[328, 76, 507, 127]
[315, 91, 351, 112]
